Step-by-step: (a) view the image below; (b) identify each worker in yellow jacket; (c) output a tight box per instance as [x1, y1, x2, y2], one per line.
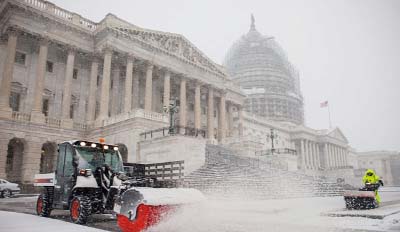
[362, 169, 383, 203]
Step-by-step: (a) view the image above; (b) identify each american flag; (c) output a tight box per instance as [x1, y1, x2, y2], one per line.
[320, 100, 328, 108]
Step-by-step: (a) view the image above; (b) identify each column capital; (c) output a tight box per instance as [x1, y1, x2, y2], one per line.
[102, 45, 114, 54]
[65, 45, 78, 55]
[144, 61, 154, 70]
[126, 53, 135, 63]
[6, 27, 20, 37]
[38, 36, 50, 46]
[193, 79, 204, 87]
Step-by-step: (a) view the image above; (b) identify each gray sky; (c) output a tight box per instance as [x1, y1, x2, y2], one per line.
[52, 0, 400, 152]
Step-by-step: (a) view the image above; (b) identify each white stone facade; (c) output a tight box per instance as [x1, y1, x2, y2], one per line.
[0, 0, 243, 186]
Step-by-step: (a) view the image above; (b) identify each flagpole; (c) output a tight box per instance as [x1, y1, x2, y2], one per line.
[328, 103, 332, 129]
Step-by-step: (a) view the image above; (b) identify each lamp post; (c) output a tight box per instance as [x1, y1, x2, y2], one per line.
[268, 128, 277, 155]
[163, 99, 179, 135]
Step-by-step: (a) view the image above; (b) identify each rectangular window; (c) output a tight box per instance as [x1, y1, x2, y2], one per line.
[202, 107, 206, 115]
[46, 61, 53, 73]
[42, 99, 49, 116]
[14, 51, 26, 65]
[9, 92, 20, 112]
[120, 67, 126, 77]
[73, 68, 78, 79]
[64, 145, 74, 177]
[69, 104, 74, 119]
[95, 101, 99, 119]
[96, 75, 100, 86]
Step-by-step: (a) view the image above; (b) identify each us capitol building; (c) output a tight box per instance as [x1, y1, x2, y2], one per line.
[0, 0, 398, 190]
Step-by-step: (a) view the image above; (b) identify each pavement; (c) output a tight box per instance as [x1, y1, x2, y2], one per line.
[0, 196, 120, 232]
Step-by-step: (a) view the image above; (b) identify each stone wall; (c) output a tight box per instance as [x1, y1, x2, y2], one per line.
[137, 135, 206, 175]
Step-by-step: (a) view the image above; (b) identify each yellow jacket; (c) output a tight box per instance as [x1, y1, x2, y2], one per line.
[362, 169, 380, 184]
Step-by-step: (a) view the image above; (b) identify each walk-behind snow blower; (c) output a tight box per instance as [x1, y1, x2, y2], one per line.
[343, 182, 381, 210]
[34, 140, 205, 228]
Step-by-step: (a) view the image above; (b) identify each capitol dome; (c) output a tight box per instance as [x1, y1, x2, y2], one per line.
[223, 15, 304, 125]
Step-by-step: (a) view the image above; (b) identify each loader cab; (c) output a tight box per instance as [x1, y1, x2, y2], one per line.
[53, 141, 124, 209]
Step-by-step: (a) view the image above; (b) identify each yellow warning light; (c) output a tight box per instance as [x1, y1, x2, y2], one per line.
[99, 138, 105, 144]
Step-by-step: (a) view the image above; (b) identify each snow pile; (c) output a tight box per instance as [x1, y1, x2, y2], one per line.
[147, 194, 400, 232]
[133, 187, 206, 205]
[0, 211, 107, 232]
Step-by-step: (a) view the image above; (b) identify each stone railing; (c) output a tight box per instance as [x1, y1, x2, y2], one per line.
[45, 117, 61, 127]
[103, 108, 168, 127]
[73, 122, 88, 130]
[11, 111, 31, 122]
[20, 0, 97, 31]
[139, 126, 207, 141]
[255, 148, 297, 156]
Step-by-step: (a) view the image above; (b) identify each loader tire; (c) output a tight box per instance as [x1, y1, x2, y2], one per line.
[70, 195, 92, 224]
[36, 193, 51, 217]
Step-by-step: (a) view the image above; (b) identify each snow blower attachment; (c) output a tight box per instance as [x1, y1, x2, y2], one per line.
[344, 183, 381, 209]
[114, 187, 206, 232]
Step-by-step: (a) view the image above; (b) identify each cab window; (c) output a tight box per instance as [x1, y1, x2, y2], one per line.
[64, 145, 74, 177]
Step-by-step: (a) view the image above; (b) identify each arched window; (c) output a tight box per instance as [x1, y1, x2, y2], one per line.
[40, 142, 57, 173]
[6, 138, 25, 182]
[116, 143, 128, 163]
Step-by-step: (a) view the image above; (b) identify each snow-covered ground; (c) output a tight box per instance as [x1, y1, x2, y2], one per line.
[0, 188, 399, 232]
[0, 210, 107, 232]
[149, 190, 400, 232]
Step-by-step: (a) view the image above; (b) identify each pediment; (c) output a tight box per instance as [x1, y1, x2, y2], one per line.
[108, 19, 225, 76]
[327, 127, 348, 143]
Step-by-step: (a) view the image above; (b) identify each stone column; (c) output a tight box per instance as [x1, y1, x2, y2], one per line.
[123, 55, 134, 113]
[336, 147, 341, 167]
[343, 149, 348, 166]
[86, 57, 99, 122]
[227, 103, 234, 137]
[238, 105, 243, 137]
[316, 143, 321, 169]
[300, 140, 306, 170]
[179, 78, 187, 128]
[312, 142, 317, 170]
[207, 88, 214, 139]
[218, 92, 226, 142]
[309, 142, 314, 169]
[163, 70, 171, 109]
[341, 147, 345, 167]
[194, 81, 201, 130]
[0, 29, 18, 119]
[144, 63, 153, 111]
[98, 48, 112, 122]
[331, 145, 335, 168]
[308, 141, 313, 169]
[335, 146, 340, 168]
[324, 143, 330, 169]
[0, 138, 9, 179]
[21, 138, 42, 183]
[31, 38, 49, 124]
[132, 69, 139, 109]
[329, 144, 334, 168]
[60, 48, 75, 128]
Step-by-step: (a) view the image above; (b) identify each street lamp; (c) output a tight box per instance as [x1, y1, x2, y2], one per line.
[163, 99, 179, 135]
[268, 128, 278, 155]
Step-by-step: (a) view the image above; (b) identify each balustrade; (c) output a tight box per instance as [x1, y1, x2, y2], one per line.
[11, 111, 31, 121]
